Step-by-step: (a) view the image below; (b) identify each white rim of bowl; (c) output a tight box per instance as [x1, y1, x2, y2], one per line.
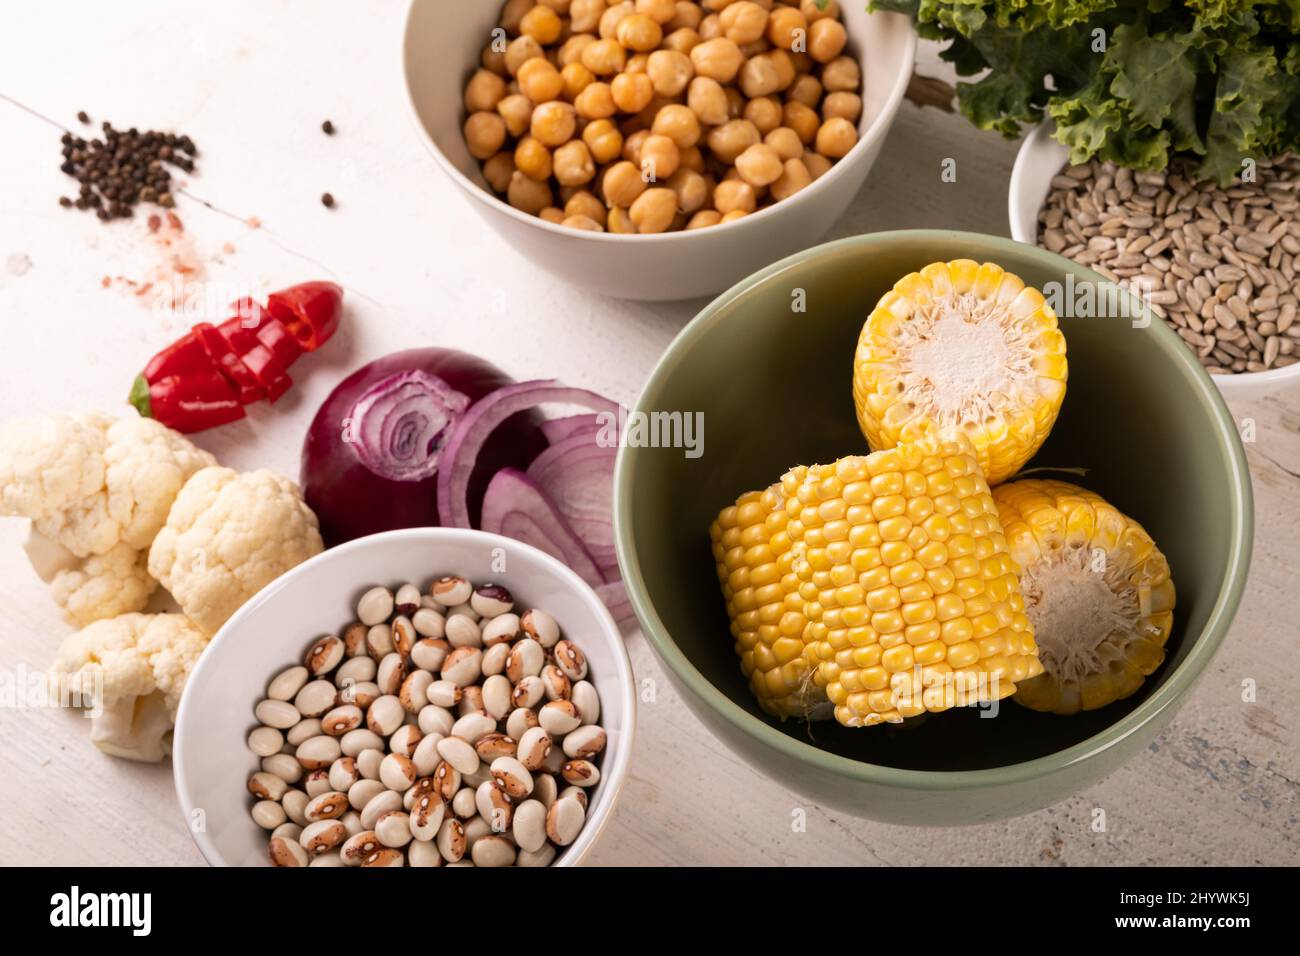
[1008, 122, 1300, 391]
[173, 526, 637, 868]
[400, 1, 918, 244]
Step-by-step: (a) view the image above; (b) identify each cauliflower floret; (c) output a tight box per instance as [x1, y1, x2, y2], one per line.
[0, 412, 214, 558]
[148, 467, 323, 635]
[50, 612, 208, 761]
[51, 541, 158, 627]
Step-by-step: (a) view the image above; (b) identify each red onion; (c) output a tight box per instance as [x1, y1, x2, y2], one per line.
[525, 426, 617, 575]
[479, 468, 606, 588]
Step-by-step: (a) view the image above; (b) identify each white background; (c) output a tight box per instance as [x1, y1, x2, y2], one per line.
[0, 1, 1296, 865]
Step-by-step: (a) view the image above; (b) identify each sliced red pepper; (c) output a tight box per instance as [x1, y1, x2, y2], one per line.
[218, 318, 293, 403]
[129, 370, 245, 432]
[142, 330, 210, 382]
[265, 281, 343, 352]
[194, 322, 264, 405]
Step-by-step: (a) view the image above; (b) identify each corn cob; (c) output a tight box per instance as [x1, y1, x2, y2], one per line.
[787, 437, 1043, 727]
[992, 479, 1176, 715]
[852, 260, 1068, 485]
[710, 485, 828, 720]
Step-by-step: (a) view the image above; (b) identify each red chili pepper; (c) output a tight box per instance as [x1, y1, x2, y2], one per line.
[129, 281, 344, 433]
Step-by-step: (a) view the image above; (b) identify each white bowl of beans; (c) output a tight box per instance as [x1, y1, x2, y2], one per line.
[173, 527, 635, 866]
[403, 0, 916, 300]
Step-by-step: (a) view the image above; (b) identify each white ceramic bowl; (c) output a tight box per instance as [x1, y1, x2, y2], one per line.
[1010, 122, 1300, 401]
[174, 528, 635, 867]
[402, 0, 916, 301]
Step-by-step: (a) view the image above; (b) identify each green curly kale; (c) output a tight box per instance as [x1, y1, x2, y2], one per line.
[873, 0, 1300, 183]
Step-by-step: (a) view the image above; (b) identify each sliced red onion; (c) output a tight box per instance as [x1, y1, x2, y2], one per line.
[479, 468, 606, 588]
[438, 381, 620, 530]
[539, 413, 602, 444]
[526, 427, 617, 572]
[349, 369, 469, 482]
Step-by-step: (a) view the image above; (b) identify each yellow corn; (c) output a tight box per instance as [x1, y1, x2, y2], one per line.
[709, 485, 826, 720]
[993, 479, 1176, 715]
[786, 437, 1043, 727]
[852, 259, 1068, 485]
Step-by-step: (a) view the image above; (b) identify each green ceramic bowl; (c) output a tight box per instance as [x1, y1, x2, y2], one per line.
[613, 230, 1253, 826]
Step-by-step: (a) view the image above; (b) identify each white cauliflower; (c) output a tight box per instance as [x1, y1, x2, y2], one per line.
[51, 542, 158, 627]
[0, 412, 215, 558]
[51, 612, 208, 762]
[148, 467, 324, 636]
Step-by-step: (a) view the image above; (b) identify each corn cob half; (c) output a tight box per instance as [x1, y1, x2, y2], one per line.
[710, 485, 828, 721]
[853, 260, 1068, 485]
[992, 479, 1176, 715]
[787, 437, 1043, 728]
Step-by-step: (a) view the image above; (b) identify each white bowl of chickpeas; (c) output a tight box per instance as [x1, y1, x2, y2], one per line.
[403, 0, 916, 300]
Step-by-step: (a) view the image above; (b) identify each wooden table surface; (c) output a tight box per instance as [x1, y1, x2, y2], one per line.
[1, 1, 1296, 867]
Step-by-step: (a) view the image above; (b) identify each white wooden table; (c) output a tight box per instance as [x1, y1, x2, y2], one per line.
[1, 1, 1296, 867]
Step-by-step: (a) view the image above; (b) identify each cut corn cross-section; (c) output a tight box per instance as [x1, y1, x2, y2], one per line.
[992, 479, 1176, 715]
[785, 437, 1043, 727]
[853, 260, 1068, 485]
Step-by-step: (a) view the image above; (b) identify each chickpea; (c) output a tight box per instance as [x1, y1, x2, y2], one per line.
[482, 44, 508, 77]
[646, 49, 694, 96]
[558, 34, 596, 66]
[687, 76, 729, 125]
[583, 118, 625, 162]
[465, 69, 508, 113]
[464, 112, 507, 160]
[720, 208, 749, 223]
[630, 187, 678, 233]
[637, 0, 678, 24]
[769, 157, 812, 201]
[680, 144, 706, 172]
[713, 179, 757, 214]
[582, 38, 628, 77]
[515, 136, 554, 180]
[540, 206, 566, 224]
[520, 4, 563, 44]
[570, 0, 606, 32]
[626, 53, 651, 74]
[822, 91, 861, 122]
[563, 214, 604, 231]
[821, 55, 860, 92]
[787, 74, 821, 108]
[531, 101, 577, 146]
[738, 54, 781, 98]
[815, 116, 856, 159]
[725, 85, 746, 118]
[697, 13, 722, 41]
[763, 126, 804, 161]
[652, 103, 702, 148]
[518, 58, 564, 103]
[507, 170, 553, 214]
[565, 189, 608, 225]
[662, 27, 701, 54]
[800, 0, 839, 21]
[612, 72, 656, 112]
[574, 81, 617, 119]
[803, 149, 832, 180]
[767, 48, 796, 89]
[639, 133, 681, 181]
[690, 37, 745, 83]
[599, 1, 635, 39]
[561, 61, 596, 100]
[550, 141, 595, 186]
[607, 205, 637, 233]
[734, 143, 783, 187]
[783, 100, 820, 143]
[765, 6, 807, 51]
[789, 49, 814, 74]
[743, 96, 782, 134]
[686, 209, 723, 229]
[668, 1, 704, 30]
[505, 36, 545, 75]
[603, 160, 648, 206]
[500, 0, 533, 33]
[622, 128, 651, 164]
[482, 152, 516, 193]
[667, 167, 709, 213]
[720, 1, 768, 44]
[808, 17, 847, 64]
[706, 118, 760, 163]
[617, 13, 664, 51]
[497, 93, 533, 137]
